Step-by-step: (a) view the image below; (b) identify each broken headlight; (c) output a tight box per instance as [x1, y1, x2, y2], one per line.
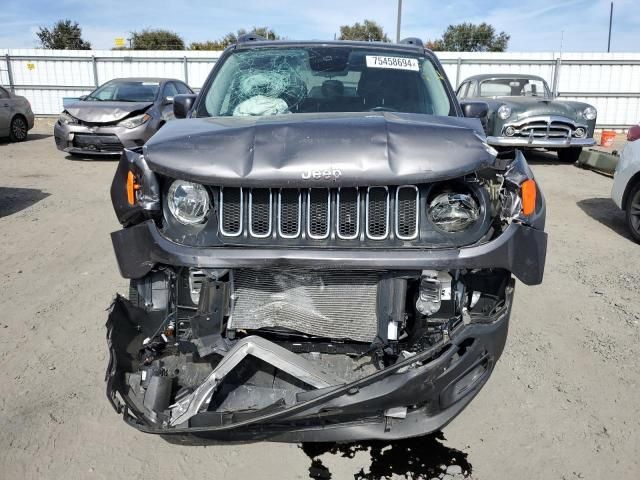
[167, 180, 210, 225]
[58, 111, 78, 125]
[428, 191, 480, 233]
[119, 113, 151, 129]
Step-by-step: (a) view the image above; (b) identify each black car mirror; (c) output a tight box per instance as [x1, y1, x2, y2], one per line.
[173, 94, 197, 118]
[460, 101, 489, 119]
[163, 96, 174, 105]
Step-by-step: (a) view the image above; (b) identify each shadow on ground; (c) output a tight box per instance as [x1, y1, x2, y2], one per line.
[0, 187, 50, 218]
[577, 197, 633, 242]
[301, 431, 471, 479]
[65, 153, 120, 162]
[0, 133, 52, 145]
[521, 149, 564, 165]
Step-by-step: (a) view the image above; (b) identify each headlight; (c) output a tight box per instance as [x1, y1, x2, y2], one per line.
[583, 106, 597, 121]
[167, 180, 210, 225]
[58, 111, 78, 125]
[497, 105, 512, 120]
[118, 113, 151, 129]
[428, 191, 480, 232]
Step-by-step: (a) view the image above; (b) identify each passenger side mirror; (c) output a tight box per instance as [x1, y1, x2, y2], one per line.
[460, 101, 489, 119]
[173, 94, 197, 119]
[163, 96, 174, 105]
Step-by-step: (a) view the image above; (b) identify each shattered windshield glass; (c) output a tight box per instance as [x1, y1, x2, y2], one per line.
[86, 80, 160, 102]
[197, 46, 453, 117]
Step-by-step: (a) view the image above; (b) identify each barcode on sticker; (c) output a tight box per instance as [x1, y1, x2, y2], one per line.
[365, 55, 419, 71]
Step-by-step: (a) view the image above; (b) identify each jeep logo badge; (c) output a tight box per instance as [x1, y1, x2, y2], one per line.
[301, 169, 342, 181]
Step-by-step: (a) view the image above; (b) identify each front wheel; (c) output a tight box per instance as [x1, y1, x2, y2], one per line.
[9, 116, 28, 142]
[557, 147, 582, 163]
[625, 181, 640, 243]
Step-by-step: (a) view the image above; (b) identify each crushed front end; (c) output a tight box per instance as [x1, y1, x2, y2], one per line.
[106, 126, 546, 441]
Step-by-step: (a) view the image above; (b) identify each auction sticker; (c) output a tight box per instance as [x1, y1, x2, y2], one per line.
[365, 55, 419, 71]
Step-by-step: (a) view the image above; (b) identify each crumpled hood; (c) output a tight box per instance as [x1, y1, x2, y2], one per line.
[65, 101, 153, 123]
[143, 112, 496, 187]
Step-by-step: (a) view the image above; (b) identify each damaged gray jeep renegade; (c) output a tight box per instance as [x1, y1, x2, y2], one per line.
[107, 35, 547, 442]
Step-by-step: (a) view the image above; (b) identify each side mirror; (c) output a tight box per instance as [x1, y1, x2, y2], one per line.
[460, 101, 489, 119]
[163, 96, 174, 105]
[173, 94, 197, 119]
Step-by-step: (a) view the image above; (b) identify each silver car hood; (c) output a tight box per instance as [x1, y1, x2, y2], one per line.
[143, 112, 496, 188]
[65, 101, 153, 123]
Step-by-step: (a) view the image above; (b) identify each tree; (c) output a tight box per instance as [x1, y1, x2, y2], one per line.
[338, 20, 390, 42]
[427, 23, 509, 52]
[131, 29, 185, 50]
[36, 19, 91, 50]
[190, 27, 281, 50]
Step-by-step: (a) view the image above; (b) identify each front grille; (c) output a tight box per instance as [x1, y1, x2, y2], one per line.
[504, 117, 582, 140]
[218, 185, 420, 242]
[72, 133, 123, 152]
[229, 269, 380, 342]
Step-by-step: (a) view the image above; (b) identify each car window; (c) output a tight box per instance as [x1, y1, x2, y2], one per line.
[0, 87, 9, 99]
[467, 82, 476, 98]
[197, 46, 454, 117]
[175, 82, 193, 94]
[456, 82, 469, 99]
[479, 78, 550, 98]
[163, 82, 179, 98]
[86, 80, 160, 102]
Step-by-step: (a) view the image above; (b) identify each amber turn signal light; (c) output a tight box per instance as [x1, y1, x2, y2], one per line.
[520, 179, 537, 216]
[126, 171, 141, 206]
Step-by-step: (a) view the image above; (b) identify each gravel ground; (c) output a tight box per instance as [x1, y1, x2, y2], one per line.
[1, 121, 639, 479]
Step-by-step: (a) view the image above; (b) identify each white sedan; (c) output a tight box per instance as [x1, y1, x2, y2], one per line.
[612, 125, 640, 242]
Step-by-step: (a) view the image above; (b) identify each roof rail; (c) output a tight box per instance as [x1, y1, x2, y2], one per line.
[237, 33, 267, 43]
[399, 37, 424, 48]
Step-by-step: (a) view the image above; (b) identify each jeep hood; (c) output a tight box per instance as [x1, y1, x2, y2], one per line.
[142, 112, 496, 188]
[65, 101, 153, 123]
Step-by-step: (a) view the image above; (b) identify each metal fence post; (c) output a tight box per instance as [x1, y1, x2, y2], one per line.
[92, 55, 99, 87]
[455, 57, 462, 88]
[183, 56, 189, 84]
[551, 57, 562, 97]
[5, 53, 15, 93]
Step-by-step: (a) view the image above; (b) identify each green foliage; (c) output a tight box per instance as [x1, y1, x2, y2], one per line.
[427, 23, 510, 52]
[36, 19, 91, 50]
[189, 27, 281, 50]
[130, 29, 185, 50]
[338, 20, 390, 42]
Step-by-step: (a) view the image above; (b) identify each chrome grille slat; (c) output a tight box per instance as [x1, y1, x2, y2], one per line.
[249, 188, 272, 238]
[366, 186, 389, 240]
[395, 185, 419, 240]
[220, 187, 243, 237]
[278, 189, 302, 238]
[337, 187, 360, 240]
[307, 189, 330, 239]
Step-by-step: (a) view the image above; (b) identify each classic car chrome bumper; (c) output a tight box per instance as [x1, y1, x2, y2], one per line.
[487, 136, 596, 148]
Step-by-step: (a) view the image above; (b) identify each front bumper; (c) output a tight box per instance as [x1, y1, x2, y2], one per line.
[111, 220, 547, 285]
[106, 286, 513, 442]
[487, 135, 596, 149]
[53, 120, 157, 155]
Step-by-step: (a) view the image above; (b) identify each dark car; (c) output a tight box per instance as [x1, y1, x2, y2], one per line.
[54, 77, 193, 155]
[0, 85, 35, 142]
[106, 36, 547, 442]
[458, 74, 597, 162]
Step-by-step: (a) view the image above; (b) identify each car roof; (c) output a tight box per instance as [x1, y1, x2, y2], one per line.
[462, 73, 547, 82]
[233, 39, 429, 55]
[105, 77, 184, 83]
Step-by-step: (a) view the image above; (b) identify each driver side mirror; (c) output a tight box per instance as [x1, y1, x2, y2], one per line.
[460, 101, 489, 119]
[173, 94, 197, 119]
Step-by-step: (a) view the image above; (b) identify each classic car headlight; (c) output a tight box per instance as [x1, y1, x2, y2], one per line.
[119, 113, 151, 129]
[167, 180, 210, 225]
[428, 191, 480, 232]
[58, 111, 78, 125]
[497, 105, 512, 120]
[583, 106, 597, 121]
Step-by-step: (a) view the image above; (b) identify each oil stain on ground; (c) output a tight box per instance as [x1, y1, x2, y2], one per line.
[301, 431, 471, 479]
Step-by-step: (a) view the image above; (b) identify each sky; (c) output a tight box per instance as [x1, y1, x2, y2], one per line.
[0, 0, 638, 52]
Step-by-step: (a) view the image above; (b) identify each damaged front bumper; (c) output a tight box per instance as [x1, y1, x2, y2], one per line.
[106, 283, 513, 442]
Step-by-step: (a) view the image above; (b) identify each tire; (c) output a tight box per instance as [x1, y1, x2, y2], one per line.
[557, 147, 582, 163]
[625, 181, 640, 243]
[9, 115, 28, 142]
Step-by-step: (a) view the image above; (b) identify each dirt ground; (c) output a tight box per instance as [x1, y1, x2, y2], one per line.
[1, 120, 639, 480]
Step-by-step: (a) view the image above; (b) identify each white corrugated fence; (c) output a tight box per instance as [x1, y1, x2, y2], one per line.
[1, 48, 639, 127]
